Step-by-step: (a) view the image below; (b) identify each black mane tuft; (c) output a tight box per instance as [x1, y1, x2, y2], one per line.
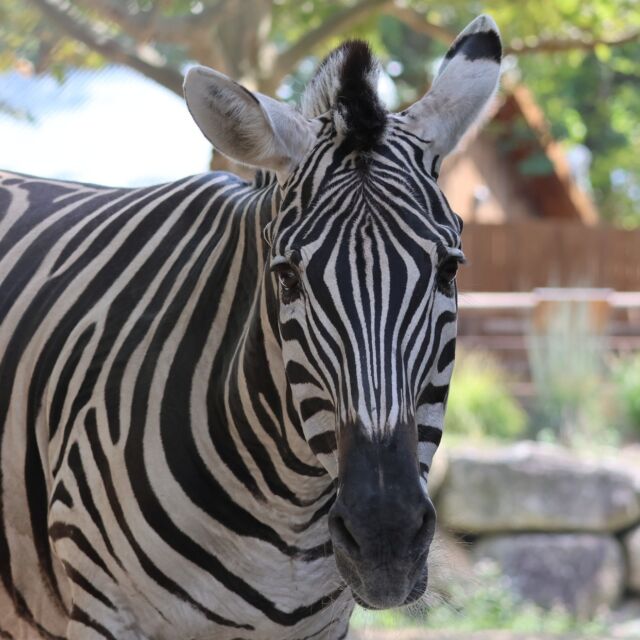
[301, 40, 387, 151]
[336, 41, 387, 151]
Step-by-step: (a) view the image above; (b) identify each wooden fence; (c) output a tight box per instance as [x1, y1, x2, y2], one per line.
[457, 220, 640, 292]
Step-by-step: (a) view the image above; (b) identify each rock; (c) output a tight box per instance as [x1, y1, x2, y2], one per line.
[611, 621, 640, 639]
[624, 525, 640, 593]
[474, 533, 625, 619]
[608, 598, 640, 638]
[437, 442, 640, 533]
[616, 445, 640, 495]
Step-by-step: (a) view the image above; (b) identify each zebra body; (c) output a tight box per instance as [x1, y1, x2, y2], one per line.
[0, 15, 501, 640]
[1, 170, 343, 639]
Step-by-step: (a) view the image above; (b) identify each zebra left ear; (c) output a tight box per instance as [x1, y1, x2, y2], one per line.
[184, 66, 319, 181]
[402, 15, 502, 158]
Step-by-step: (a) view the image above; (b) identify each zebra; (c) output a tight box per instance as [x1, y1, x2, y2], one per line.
[0, 14, 501, 640]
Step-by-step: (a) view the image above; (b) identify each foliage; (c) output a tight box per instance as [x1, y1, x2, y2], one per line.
[612, 352, 640, 437]
[527, 300, 617, 447]
[350, 560, 607, 634]
[0, 0, 639, 224]
[518, 44, 640, 227]
[445, 349, 527, 442]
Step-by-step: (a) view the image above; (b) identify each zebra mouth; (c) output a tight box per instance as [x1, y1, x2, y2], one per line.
[403, 565, 429, 606]
[336, 548, 429, 610]
[351, 573, 428, 610]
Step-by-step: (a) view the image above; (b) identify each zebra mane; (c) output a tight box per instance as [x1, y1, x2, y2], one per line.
[300, 40, 387, 151]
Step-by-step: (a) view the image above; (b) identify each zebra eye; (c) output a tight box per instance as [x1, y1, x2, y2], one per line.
[436, 256, 459, 294]
[275, 265, 300, 292]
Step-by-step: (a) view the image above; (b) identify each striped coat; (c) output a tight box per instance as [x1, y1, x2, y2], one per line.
[0, 14, 501, 640]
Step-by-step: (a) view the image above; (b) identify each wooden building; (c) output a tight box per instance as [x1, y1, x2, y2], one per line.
[439, 84, 598, 225]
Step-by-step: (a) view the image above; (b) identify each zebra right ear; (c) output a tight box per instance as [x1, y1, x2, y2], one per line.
[184, 66, 319, 181]
[401, 15, 502, 159]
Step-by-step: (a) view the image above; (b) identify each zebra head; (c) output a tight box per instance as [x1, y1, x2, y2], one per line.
[185, 15, 501, 610]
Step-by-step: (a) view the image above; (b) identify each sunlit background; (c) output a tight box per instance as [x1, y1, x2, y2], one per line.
[2, 1, 640, 638]
[0, 66, 210, 184]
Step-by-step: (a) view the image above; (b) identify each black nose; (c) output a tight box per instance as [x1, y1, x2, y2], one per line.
[327, 421, 437, 608]
[328, 490, 436, 561]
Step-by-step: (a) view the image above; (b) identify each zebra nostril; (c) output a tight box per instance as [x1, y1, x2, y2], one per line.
[329, 513, 360, 557]
[412, 504, 436, 549]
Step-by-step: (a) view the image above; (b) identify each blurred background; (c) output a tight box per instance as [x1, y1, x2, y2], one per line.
[1, 1, 639, 638]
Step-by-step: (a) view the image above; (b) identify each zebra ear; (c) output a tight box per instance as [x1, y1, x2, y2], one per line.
[402, 15, 502, 159]
[184, 66, 319, 180]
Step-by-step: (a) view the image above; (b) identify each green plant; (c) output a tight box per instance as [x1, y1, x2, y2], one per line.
[612, 352, 640, 437]
[350, 560, 608, 635]
[527, 300, 617, 447]
[445, 349, 527, 441]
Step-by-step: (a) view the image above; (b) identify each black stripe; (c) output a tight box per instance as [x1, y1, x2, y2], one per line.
[70, 605, 117, 640]
[430, 154, 440, 180]
[48, 522, 116, 582]
[418, 383, 449, 406]
[437, 337, 456, 373]
[285, 362, 321, 387]
[418, 424, 443, 446]
[12, 590, 64, 640]
[291, 493, 336, 533]
[84, 409, 254, 630]
[63, 562, 116, 611]
[25, 402, 67, 613]
[67, 442, 124, 570]
[48, 323, 96, 438]
[445, 30, 502, 63]
[49, 481, 73, 510]
[307, 431, 337, 456]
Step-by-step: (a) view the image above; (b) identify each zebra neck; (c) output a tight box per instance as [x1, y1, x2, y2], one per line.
[218, 289, 333, 518]
[199, 180, 331, 525]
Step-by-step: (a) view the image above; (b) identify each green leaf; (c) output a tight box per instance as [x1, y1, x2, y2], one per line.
[517, 152, 555, 176]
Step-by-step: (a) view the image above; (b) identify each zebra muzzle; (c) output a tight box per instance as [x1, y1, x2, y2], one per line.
[328, 420, 436, 609]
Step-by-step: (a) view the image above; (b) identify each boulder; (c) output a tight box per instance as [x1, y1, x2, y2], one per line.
[437, 442, 640, 533]
[474, 533, 625, 619]
[617, 445, 640, 494]
[624, 525, 640, 593]
[609, 598, 640, 639]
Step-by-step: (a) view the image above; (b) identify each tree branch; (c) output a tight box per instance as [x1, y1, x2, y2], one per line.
[505, 29, 640, 55]
[70, 0, 226, 44]
[28, 0, 184, 96]
[382, 5, 456, 45]
[386, 6, 640, 57]
[274, 0, 391, 79]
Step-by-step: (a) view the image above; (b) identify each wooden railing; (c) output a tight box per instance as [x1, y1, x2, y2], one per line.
[457, 290, 640, 388]
[457, 220, 640, 292]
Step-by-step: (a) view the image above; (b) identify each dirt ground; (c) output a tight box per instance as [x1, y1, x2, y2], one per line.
[350, 631, 598, 640]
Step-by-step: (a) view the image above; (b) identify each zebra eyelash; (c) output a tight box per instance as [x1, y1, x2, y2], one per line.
[269, 256, 290, 272]
[269, 248, 303, 271]
[445, 248, 467, 264]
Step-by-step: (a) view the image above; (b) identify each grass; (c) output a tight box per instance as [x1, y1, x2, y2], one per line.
[349, 562, 608, 636]
[445, 349, 527, 442]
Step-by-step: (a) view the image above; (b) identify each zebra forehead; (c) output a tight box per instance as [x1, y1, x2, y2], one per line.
[301, 40, 387, 151]
[275, 160, 462, 251]
[276, 219, 459, 279]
